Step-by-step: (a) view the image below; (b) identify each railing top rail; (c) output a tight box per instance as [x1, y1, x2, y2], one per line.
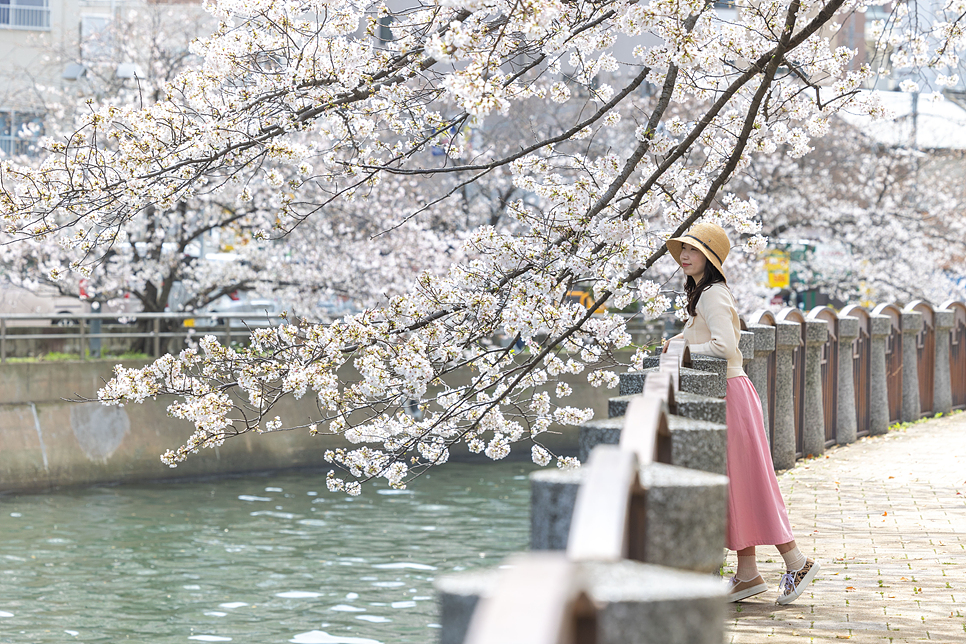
[660, 336, 691, 367]
[776, 306, 806, 325]
[566, 446, 639, 563]
[747, 309, 776, 326]
[568, 340, 683, 563]
[905, 299, 936, 323]
[871, 302, 902, 325]
[806, 306, 838, 340]
[464, 553, 591, 644]
[839, 304, 871, 321]
[939, 300, 966, 325]
[806, 305, 837, 322]
[620, 391, 671, 466]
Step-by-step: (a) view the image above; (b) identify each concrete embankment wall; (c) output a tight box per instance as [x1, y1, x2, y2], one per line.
[0, 360, 604, 494]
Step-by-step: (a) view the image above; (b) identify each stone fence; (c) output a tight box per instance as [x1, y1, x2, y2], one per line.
[431, 297, 966, 643]
[745, 299, 966, 470]
[435, 340, 732, 643]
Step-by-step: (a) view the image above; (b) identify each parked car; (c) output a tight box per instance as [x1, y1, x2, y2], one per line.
[0, 283, 92, 326]
[185, 291, 285, 329]
[313, 295, 360, 321]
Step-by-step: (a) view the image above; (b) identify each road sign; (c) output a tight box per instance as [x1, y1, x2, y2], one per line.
[763, 249, 791, 289]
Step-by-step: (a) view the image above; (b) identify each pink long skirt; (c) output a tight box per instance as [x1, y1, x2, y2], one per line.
[725, 375, 795, 551]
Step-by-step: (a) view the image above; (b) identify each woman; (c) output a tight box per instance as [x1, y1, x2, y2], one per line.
[663, 222, 820, 605]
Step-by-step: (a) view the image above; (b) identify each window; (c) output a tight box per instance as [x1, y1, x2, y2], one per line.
[0, 0, 50, 30]
[0, 111, 45, 157]
[81, 14, 113, 61]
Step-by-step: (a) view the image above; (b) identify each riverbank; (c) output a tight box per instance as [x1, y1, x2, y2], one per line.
[0, 358, 611, 494]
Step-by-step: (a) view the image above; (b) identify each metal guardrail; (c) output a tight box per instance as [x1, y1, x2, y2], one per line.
[0, 309, 666, 364]
[0, 311, 286, 362]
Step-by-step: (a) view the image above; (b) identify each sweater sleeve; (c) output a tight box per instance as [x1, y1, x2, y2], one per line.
[689, 286, 738, 359]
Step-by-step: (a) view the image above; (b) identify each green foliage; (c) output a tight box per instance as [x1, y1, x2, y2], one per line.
[888, 409, 962, 432]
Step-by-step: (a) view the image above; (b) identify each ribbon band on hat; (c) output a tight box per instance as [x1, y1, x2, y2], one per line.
[680, 234, 723, 264]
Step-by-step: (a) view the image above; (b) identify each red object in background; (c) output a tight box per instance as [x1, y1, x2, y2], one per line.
[228, 290, 241, 301]
[79, 278, 90, 299]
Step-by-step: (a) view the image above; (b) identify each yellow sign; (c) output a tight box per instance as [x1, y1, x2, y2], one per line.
[763, 250, 790, 289]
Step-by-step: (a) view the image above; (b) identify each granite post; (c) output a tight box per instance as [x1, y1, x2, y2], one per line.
[529, 462, 728, 571]
[835, 316, 860, 445]
[933, 309, 955, 415]
[748, 324, 776, 448]
[869, 315, 892, 435]
[530, 468, 583, 550]
[772, 321, 801, 470]
[739, 330, 754, 374]
[900, 311, 922, 423]
[802, 319, 828, 457]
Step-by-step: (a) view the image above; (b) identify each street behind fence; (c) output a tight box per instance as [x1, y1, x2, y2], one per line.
[725, 412, 966, 643]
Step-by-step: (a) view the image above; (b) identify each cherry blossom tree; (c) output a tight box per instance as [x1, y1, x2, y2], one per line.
[725, 117, 966, 311]
[0, 5, 474, 321]
[2, 0, 965, 491]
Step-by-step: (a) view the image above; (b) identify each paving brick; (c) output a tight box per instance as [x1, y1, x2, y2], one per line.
[725, 411, 966, 643]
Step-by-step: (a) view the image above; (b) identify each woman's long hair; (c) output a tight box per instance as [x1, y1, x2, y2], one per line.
[685, 263, 727, 317]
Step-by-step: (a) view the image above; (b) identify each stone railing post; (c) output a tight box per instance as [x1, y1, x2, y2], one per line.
[869, 315, 892, 435]
[802, 319, 828, 457]
[901, 311, 922, 423]
[773, 321, 801, 470]
[933, 309, 955, 415]
[748, 324, 776, 447]
[835, 316, 860, 445]
[739, 329, 754, 374]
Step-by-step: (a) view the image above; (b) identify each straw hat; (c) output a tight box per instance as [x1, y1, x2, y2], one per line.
[666, 222, 731, 279]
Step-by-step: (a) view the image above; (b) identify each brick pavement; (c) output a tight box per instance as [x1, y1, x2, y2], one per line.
[724, 411, 966, 643]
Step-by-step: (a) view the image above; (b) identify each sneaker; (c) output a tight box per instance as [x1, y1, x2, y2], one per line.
[728, 575, 768, 602]
[776, 559, 820, 605]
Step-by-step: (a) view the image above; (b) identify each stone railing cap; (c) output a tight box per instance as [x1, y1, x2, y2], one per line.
[581, 417, 625, 431]
[870, 314, 893, 336]
[836, 316, 860, 338]
[804, 318, 828, 344]
[666, 415, 726, 431]
[934, 309, 955, 328]
[900, 310, 923, 333]
[529, 468, 584, 484]
[775, 320, 802, 347]
[739, 331, 754, 362]
[581, 559, 726, 603]
[749, 324, 776, 352]
[638, 461, 729, 488]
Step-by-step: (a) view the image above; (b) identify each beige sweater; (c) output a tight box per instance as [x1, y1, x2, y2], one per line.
[675, 283, 746, 379]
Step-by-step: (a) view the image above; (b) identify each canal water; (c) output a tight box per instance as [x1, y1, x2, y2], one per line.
[0, 462, 535, 643]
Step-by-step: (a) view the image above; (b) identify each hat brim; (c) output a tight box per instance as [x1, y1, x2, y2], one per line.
[666, 236, 727, 280]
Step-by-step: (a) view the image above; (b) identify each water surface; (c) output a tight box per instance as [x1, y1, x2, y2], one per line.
[0, 462, 534, 643]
